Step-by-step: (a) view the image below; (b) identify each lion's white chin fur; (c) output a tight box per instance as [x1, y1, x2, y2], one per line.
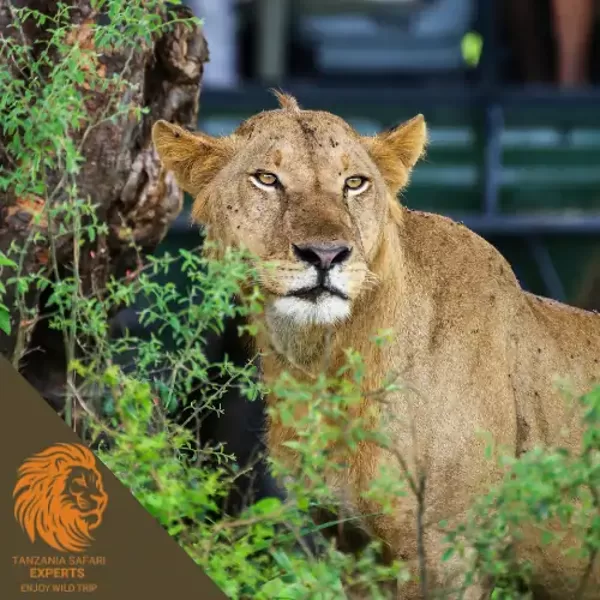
[271, 295, 351, 326]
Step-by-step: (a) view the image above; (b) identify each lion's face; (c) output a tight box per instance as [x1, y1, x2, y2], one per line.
[152, 93, 426, 326]
[61, 464, 106, 524]
[13, 444, 108, 553]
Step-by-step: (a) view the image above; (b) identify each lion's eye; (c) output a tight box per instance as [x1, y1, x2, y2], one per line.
[73, 477, 86, 487]
[344, 176, 369, 194]
[251, 172, 279, 188]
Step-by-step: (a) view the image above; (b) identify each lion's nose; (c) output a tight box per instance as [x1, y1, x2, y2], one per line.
[292, 242, 353, 271]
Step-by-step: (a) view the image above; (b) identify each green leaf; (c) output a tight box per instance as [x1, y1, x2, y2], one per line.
[0, 253, 17, 268]
[541, 530, 555, 545]
[0, 308, 11, 335]
[441, 547, 455, 562]
[250, 496, 282, 516]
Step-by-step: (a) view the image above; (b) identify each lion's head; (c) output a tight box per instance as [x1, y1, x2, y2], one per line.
[13, 443, 108, 553]
[152, 92, 426, 327]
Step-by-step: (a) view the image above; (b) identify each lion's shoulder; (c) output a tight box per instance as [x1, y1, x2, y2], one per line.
[401, 208, 521, 295]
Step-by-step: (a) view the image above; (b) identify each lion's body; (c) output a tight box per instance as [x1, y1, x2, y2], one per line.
[152, 94, 600, 598]
[266, 208, 600, 598]
[13, 443, 107, 553]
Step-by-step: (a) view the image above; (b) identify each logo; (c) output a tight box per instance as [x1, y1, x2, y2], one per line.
[13, 443, 108, 553]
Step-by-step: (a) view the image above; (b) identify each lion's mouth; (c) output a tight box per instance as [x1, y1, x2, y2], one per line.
[81, 511, 100, 525]
[286, 284, 348, 302]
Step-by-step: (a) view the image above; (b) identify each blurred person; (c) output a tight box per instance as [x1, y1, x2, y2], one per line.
[551, 0, 594, 86]
[505, 0, 594, 87]
[187, 0, 240, 89]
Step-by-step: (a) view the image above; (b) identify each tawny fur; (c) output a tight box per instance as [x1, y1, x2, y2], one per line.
[152, 93, 600, 599]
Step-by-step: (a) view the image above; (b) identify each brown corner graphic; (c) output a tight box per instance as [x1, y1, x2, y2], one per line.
[0, 356, 228, 599]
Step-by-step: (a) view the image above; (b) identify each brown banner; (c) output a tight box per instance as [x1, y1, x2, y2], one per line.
[0, 356, 228, 599]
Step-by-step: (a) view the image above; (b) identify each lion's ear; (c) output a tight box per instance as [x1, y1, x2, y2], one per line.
[151, 120, 234, 198]
[364, 114, 427, 191]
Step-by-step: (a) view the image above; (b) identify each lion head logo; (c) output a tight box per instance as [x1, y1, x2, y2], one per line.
[13, 443, 108, 553]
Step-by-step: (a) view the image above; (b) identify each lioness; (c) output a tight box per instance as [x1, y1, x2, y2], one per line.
[152, 93, 600, 599]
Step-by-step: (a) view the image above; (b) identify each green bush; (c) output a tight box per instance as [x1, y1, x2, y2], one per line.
[1, 2, 598, 598]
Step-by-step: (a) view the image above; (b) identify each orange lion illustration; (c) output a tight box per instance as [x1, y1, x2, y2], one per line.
[13, 443, 108, 553]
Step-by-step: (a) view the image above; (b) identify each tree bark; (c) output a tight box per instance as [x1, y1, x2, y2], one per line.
[0, 0, 207, 409]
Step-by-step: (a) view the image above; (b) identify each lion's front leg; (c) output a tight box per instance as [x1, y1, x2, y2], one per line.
[366, 513, 491, 600]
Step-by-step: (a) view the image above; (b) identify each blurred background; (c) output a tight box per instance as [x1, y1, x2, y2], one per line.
[165, 0, 600, 311]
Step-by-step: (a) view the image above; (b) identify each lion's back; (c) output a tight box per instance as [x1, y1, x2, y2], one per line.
[401, 207, 600, 447]
[515, 292, 600, 443]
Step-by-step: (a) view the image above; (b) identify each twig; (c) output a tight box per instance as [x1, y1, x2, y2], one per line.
[416, 472, 429, 600]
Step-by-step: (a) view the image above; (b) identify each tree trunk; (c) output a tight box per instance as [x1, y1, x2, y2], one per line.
[0, 0, 207, 410]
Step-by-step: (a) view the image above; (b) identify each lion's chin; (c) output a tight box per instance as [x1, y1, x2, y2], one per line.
[271, 294, 351, 326]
